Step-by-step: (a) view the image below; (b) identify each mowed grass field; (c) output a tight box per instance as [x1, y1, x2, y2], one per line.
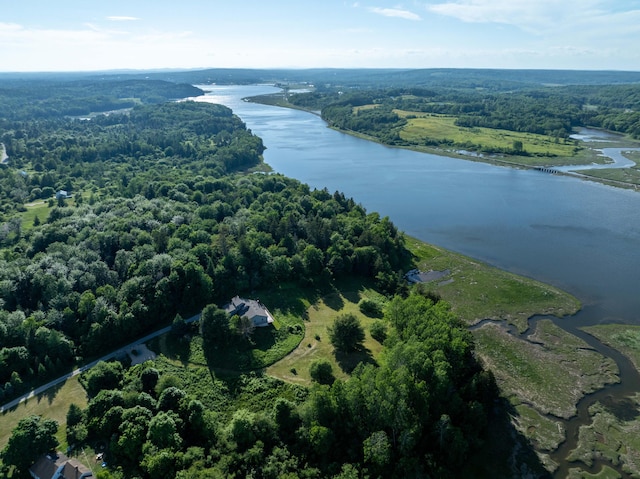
[0, 376, 88, 450]
[266, 288, 386, 385]
[395, 110, 578, 158]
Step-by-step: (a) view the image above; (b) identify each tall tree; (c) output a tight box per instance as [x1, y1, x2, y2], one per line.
[2, 415, 58, 474]
[328, 313, 365, 352]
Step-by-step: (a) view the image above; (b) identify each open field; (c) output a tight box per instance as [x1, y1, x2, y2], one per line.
[396, 111, 580, 161]
[0, 376, 88, 450]
[266, 288, 386, 385]
[473, 320, 618, 419]
[20, 201, 51, 231]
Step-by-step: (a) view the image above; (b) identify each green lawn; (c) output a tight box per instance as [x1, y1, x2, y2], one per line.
[0, 376, 88, 450]
[266, 287, 386, 385]
[396, 111, 581, 161]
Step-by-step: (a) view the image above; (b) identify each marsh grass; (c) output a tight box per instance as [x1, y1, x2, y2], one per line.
[566, 395, 640, 478]
[405, 236, 580, 331]
[474, 320, 619, 420]
[583, 324, 640, 372]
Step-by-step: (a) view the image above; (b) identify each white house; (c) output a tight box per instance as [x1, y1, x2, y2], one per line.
[223, 296, 274, 327]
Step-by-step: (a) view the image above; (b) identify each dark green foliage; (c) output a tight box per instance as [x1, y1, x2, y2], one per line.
[200, 305, 231, 349]
[1, 415, 58, 474]
[328, 313, 365, 352]
[81, 360, 124, 397]
[369, 320, 387, 343]
[309, 359, 335, 385]
[0, 75, 500, 477]
[299, 81, 640, 148]
[141, 367, 160, 393]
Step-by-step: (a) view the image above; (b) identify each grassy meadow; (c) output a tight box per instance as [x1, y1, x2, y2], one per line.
[395, 110, 581, 161]
[0, 376, 88, 450]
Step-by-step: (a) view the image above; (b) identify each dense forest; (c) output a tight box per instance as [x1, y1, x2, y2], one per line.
[0, 77, 505, 478]
[0, 90, 409, 404]
[6, 69, 627, 478]
[4, 292, 498, 479]
[286, 82, 640, 154]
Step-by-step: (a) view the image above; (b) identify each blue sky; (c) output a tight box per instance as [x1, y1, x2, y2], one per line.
[2, 0, 640, 72]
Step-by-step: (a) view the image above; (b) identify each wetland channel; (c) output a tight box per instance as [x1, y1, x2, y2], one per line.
[193, 85, 640, 477]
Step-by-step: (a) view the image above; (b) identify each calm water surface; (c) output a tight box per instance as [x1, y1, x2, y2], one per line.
[193, 83, 640, 477]
[194, 85, 640, 327]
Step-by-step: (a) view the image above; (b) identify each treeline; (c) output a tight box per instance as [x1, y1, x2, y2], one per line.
[0, 173, 409, 403]
[290, 83, 640, 146]
[2, 292, 498, 478]
[0, 94, 410, 405]
[0, 79, 202, 120]
[0, 101, 263, 221]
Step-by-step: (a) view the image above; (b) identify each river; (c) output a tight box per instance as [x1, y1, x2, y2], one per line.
[192, 85, 640, 476]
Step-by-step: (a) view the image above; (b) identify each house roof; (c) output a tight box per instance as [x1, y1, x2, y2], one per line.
[30, 453, 60, 479]
[29, 452, 93, 479]
[223, 296, 274, 327]
[61, 459, 92, 479]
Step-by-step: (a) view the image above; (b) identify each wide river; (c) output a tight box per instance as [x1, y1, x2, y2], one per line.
[194, 85, 640, 327]
[193, 84, 640, 476]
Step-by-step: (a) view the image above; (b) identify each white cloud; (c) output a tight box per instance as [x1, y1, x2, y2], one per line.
[426, 0, 605, 32]
[369, 7, 421, 20]
[107, 16, 139, 22]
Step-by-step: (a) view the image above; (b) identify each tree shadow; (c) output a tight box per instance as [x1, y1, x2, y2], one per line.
[38, 380, 66, 405]
[154, 334, 192, 367]
[323, 292, 344, 311]
[463, 398, 551, 478]
[342, 290, 361, 305]
[333, 346, 377, 374]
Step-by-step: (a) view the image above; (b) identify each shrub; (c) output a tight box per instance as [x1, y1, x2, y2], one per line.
[309, 359, 335, 385]
[370, 321, 387, 343]
[359, 298, 383, 318]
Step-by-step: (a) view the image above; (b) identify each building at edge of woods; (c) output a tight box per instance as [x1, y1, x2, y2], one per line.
[223, 296, 275, 327]
[30, 452, 93, 479]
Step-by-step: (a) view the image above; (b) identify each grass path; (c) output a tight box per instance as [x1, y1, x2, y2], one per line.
[266, 289, 385, 385]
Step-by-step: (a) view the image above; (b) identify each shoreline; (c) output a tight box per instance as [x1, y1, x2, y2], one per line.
[246, 93, 640, 191]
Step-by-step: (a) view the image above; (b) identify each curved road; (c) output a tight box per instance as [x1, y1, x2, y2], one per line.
[0, 313, 200, 414]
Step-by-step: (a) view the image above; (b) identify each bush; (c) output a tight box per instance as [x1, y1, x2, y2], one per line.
[358, 299, 383, 318]
[309, 359, 335, 385]
[370, 321, 387, 343]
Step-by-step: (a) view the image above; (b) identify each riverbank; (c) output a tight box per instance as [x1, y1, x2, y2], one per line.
[203, 84, 640, 477]
[247, 93, 640, 191]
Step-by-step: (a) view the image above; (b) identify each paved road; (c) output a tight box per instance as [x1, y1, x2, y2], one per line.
[0, 313, 200, 413]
